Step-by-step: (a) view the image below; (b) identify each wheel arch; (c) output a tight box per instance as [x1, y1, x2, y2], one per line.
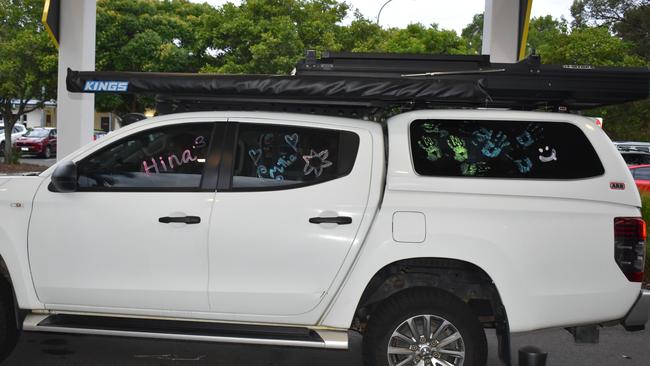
[351, 257, 512, 365]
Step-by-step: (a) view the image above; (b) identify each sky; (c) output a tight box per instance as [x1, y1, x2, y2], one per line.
[191, 0, 575, 33]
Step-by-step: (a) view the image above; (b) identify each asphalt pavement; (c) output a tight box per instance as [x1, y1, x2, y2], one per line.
[3, 325, 648, 365]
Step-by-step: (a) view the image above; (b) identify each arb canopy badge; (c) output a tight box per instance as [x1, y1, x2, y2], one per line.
[610, 182, 626, 190]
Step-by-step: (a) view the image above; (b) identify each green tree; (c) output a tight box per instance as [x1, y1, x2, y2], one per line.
[380, 24, 470, 55]
[95, 0, 217, 114]
[0, 0, 57, 163]
[461, 13, 483, 54]
[200, 0, 348, 74]
[334, 11, 385, 52]
[571, 0, 650, 59]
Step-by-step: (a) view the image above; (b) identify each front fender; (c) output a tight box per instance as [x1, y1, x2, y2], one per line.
[0, 176, 47, 310]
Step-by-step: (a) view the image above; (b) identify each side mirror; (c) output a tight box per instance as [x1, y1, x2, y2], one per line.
[51, 161, 78, 193]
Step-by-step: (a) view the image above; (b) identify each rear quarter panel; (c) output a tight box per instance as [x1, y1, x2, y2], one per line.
[322, 110, 641, 333]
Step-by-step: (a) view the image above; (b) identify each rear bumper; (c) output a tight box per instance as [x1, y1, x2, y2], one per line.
[622, 290, 650, 330]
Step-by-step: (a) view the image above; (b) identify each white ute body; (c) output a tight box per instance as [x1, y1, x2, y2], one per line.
[0, 110, 645, 356]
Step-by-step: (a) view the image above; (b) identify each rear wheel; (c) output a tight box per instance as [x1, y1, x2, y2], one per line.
[363, 288, 487, 366]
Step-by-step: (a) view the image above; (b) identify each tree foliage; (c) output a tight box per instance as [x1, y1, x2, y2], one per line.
[461, 13, 483, 54]
[95, 0, 218, 114]
[3, 0, 647, 148]
[571, 0, 650, 59]
[0, 0, 57, 163]
[569, 1, 650, 140]
[199, 0, 348, 74]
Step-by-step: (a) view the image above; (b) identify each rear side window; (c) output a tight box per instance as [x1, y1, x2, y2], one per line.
[410, 119, 604, 179]
[231, 123, 359, 190]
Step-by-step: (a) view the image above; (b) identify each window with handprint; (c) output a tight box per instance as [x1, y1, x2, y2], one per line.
[410, 119, 604, 179]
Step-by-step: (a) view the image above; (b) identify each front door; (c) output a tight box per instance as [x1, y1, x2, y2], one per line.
[208, 120, 372, 316]
[29, 121, 222, 312]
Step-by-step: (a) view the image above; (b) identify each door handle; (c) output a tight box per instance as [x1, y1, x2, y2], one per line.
[309, 216, 352, 225]
[158, 216, 201, 224]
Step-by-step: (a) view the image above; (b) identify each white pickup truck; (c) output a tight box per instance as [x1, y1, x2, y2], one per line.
[0, 109, 647, 366]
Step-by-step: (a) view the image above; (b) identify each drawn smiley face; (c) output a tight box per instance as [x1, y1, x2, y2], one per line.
[538, 146, 557, 162]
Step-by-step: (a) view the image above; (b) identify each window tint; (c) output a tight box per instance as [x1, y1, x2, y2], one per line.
[77, 123, 213, 190]
[410, 119, 604, 179]
[634, 168, 650, 180]
[231, 123, 359, 190]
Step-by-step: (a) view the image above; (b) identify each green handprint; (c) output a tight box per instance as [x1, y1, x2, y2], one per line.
[422, 122, 449, 137]
[461, 162, 490, 176]
[418, 136, 442, 161]
[447, 135, 468, 162]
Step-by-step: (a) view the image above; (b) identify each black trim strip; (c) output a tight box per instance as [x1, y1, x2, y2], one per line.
[200, 123, 226, 191]
[217, 122, 237, 191]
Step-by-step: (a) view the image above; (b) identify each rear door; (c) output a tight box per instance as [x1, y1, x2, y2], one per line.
[207, 119, 373, 316]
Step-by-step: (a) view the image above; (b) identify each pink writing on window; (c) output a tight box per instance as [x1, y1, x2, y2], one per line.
[142, 136, 204, 175]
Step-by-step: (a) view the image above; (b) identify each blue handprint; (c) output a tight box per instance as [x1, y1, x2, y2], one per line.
[472, 128, 510, 158]
[516, 124, 544, 148]
[513, 157, 533, 173]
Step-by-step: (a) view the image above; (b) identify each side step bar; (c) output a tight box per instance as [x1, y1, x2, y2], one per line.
[23, 313, 348, 349]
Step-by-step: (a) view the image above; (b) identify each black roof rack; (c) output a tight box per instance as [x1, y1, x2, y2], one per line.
[67, 52, 650, 118]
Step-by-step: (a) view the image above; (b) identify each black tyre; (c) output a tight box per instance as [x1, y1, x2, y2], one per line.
[363, 288, 487, 366]
[0, 280, 18, 361]
[42, 145, 52, 159]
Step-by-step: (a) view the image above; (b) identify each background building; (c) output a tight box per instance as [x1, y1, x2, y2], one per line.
[0, 100, 118, 131]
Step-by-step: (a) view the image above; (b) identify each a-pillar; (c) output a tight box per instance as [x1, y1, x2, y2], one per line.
[56, 0, 96, 159]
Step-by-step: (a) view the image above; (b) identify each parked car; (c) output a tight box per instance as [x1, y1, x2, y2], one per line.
[14, 127, 57, 158]
[629, 164, 650, 193]
[0, 110, 647, 366]
[620, 151, 650, 166]
[0, 123, 28, 155]
[614, 142, 650, 165]
[615, 141, 650, 153]
[93, 130, 107, 140]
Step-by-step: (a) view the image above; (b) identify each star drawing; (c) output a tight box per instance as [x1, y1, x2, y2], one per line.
[302, 149, 333, 177]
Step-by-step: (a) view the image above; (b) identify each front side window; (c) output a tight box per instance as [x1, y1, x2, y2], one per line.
[231, 123, 359, 190]
[77, 123, 213, 190]
[410, 119, 604, 179]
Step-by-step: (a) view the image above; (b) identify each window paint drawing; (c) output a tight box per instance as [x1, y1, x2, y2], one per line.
[410, 119, 604, 180]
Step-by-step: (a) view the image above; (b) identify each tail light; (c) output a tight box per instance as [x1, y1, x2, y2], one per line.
[614, 217, 646, 282]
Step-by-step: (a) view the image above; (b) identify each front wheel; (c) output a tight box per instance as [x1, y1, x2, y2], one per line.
[363, 288, 487, 366]
[0, 280, 18, 361]
[42, 145, 52, 159]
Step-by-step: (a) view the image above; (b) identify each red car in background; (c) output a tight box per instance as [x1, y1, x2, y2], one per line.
[629, 164, 650, 193]
[14, 128, 57, 158]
